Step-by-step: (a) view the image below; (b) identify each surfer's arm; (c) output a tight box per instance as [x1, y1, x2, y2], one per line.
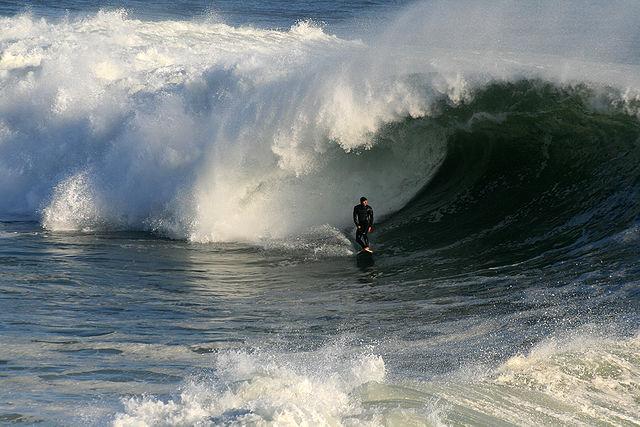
[353, 206, 359, 227]
[368, 207, 374, 226]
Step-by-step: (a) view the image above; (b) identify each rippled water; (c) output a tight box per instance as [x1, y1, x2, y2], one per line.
[2, 216, 638, 424]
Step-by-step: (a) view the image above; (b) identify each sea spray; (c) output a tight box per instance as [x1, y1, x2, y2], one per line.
[3, 4, 640, 241]
[0, 11, 449, 240]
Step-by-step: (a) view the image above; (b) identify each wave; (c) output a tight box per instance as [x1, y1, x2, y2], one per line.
[428, 328, 640, 425]
[113, 346, 386, 426]
[1, 5, 640, 249]
[379, 80, 640, 267]
[0, 10, 447, 242]
[109, 329, 640, 426]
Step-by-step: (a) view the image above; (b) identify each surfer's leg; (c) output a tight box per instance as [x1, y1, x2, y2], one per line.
[361, 224, 370, 248]
[356, 229, 366, 249]
[362, 231, 369, 248]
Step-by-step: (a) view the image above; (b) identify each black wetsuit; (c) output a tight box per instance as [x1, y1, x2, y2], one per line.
[353, 203, 374, 249]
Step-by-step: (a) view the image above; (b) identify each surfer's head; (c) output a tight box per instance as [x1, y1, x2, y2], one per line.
[360, 196, 368, 206]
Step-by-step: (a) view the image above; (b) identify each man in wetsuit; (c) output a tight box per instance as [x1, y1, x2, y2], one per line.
[353, 196, 374, 252]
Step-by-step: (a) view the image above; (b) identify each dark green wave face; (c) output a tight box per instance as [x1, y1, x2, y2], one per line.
[378, 80, 640, 274]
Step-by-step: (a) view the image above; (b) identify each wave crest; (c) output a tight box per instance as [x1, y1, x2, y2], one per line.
[1, 6, 640, 244]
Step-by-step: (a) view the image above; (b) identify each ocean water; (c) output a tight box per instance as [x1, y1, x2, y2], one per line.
[1, 0, 640, 425]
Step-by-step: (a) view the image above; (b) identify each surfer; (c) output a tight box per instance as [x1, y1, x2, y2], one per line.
[353, 197, 374, 253]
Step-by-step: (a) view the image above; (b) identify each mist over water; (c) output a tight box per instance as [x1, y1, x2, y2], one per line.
[1, 1, 639, 425]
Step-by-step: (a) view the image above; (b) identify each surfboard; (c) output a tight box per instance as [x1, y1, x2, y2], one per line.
[356, 248, 374, 267]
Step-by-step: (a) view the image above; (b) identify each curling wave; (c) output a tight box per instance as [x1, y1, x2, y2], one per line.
[379, 80, 640, 269]
[1, 4, 640, 249]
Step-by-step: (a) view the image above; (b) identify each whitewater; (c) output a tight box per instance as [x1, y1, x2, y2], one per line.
[2, 2, 639, 242]
[0, 8, 445, 243]
[1, 0, 639, 425]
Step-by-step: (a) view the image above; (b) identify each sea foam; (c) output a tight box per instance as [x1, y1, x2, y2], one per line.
[113, 348, 386, 426]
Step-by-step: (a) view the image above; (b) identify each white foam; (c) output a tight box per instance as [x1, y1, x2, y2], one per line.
[112, 348, 386, 426]
[1, 5, 640, 241]
[419, 328, 640, 425]
[0, 11, 449, 240]
[493, 330, 640, 424]
[42, 171, 104, 231]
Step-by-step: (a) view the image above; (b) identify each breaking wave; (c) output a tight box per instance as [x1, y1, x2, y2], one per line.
[110, 329, 640, 426]
[1, 2, 639, 250]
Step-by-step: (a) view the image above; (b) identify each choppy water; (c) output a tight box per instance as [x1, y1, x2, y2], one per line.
[1, 1, 640, 425]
